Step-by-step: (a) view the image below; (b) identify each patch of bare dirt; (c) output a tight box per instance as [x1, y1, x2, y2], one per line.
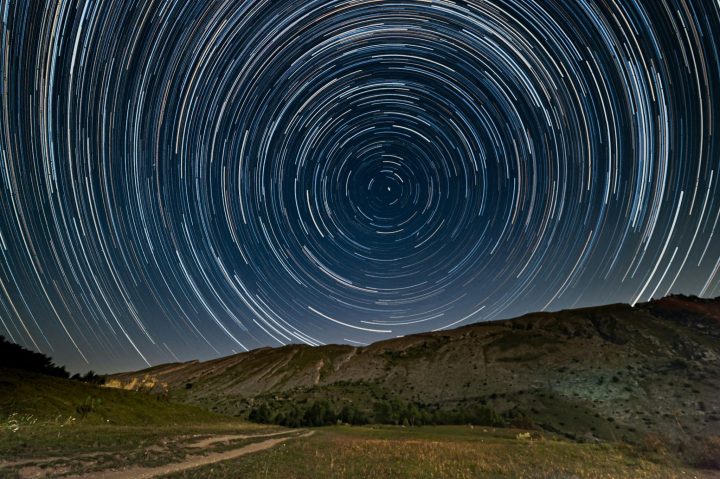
[187, 429, 298, 449]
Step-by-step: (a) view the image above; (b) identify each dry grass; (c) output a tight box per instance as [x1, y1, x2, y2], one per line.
[161, 425, 717, 479]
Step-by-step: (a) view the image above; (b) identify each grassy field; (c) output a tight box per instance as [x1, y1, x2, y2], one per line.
[0, 368, 225, 426]
[0, 419, 289, 478]
[160, 425, 719, 479]
[2, 420, 719, 478]
[2, 367, 718, 478]
[0, 367, 281, 477]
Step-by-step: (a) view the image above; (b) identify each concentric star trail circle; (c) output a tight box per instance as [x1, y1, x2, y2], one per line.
[1, 0, 719, 371]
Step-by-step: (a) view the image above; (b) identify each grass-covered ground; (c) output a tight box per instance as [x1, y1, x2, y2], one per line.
[2, 367, 718, 478]
[0, 368, 224, 426]
[160, 425, 719, 479]
[2, 415, 719, 478]
[0, 367, 280, 477]
[0, 420, 294, 478]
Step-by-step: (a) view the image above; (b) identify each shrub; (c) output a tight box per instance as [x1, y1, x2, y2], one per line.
[76, 396, 99, 417]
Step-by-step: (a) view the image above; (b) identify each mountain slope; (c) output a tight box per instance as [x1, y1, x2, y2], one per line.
[0, 368, 225, 426]
[109, 295, 720, 445]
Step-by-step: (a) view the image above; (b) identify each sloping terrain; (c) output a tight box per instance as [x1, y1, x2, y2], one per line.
[0, 367, 291, 478]
[109, 295, 720, 447]
[0, 368, 223, 426]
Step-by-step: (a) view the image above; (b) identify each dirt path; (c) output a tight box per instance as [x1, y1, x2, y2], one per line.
[0, 451, 108, 469]
[3, 430, 297, 476]
[63, 431, 314, 479]
[188, 429, 296, 449]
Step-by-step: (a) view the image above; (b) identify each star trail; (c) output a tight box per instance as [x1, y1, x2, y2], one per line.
[1, 0, 719, 372]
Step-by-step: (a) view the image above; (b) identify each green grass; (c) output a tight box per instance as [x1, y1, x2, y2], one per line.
[0, 420, 269, 458]
[0, 367, 263, 464]
[160, 425, 713, 479]
[0, 368, 223, 426]
[1, 366, 717, 478]
[2, 419, 716, 478]
[0, 367, 285, 477]
[0, 421, 281, 477]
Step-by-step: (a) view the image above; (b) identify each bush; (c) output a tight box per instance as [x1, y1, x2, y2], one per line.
[503, 408, 536, 429]
[76, 396, 99, 417]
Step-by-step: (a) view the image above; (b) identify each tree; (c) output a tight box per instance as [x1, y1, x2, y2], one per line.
[0, 336, 69, 378]
[373, 400, 393, 424]
[339, 405, 354, 424]
[248, 403, 273, 424]
[303, 400, 335, 426]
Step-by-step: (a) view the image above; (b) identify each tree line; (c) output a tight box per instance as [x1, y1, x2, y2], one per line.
[0, 335, 104, 384]
[248, 398, 509, 428]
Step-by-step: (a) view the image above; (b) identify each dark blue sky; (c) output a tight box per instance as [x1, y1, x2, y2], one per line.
[1, 0, 719, 373]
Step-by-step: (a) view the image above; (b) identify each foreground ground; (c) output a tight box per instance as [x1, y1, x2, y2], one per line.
[2, 423, 719, 479]
[0, 420, 291, 478]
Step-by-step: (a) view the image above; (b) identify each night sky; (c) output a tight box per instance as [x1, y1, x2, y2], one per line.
[1, 0, 719, 373]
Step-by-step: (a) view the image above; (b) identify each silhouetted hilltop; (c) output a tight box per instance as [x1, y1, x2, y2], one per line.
[0, 335, 70, 378]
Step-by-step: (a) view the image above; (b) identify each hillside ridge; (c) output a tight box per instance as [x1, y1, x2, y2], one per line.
[108, 295, 720, 445]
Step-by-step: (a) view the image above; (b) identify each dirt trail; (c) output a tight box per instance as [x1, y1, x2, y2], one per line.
[3, 430, 297, 475]
[63, 431, 313, 479]
[188, 429, 297, 448]
[1, 451, 108, 469]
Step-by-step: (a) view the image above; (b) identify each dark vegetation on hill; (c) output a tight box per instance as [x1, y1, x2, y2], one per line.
[0, 335, 105, 384]
[247, 397, 510, 429]
[0, 367, 225, 427]
[109, 295, 720, 468]
[0, 338, 224, 426]
[0, 335, 71, 378]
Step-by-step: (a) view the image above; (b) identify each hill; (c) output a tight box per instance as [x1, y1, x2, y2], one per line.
[109, 295, 720, 455]
[0, 334, 226, 427]
[0, 367, 226, 427]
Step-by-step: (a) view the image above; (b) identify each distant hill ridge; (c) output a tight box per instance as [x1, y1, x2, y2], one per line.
[109, 295, 720, 445]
